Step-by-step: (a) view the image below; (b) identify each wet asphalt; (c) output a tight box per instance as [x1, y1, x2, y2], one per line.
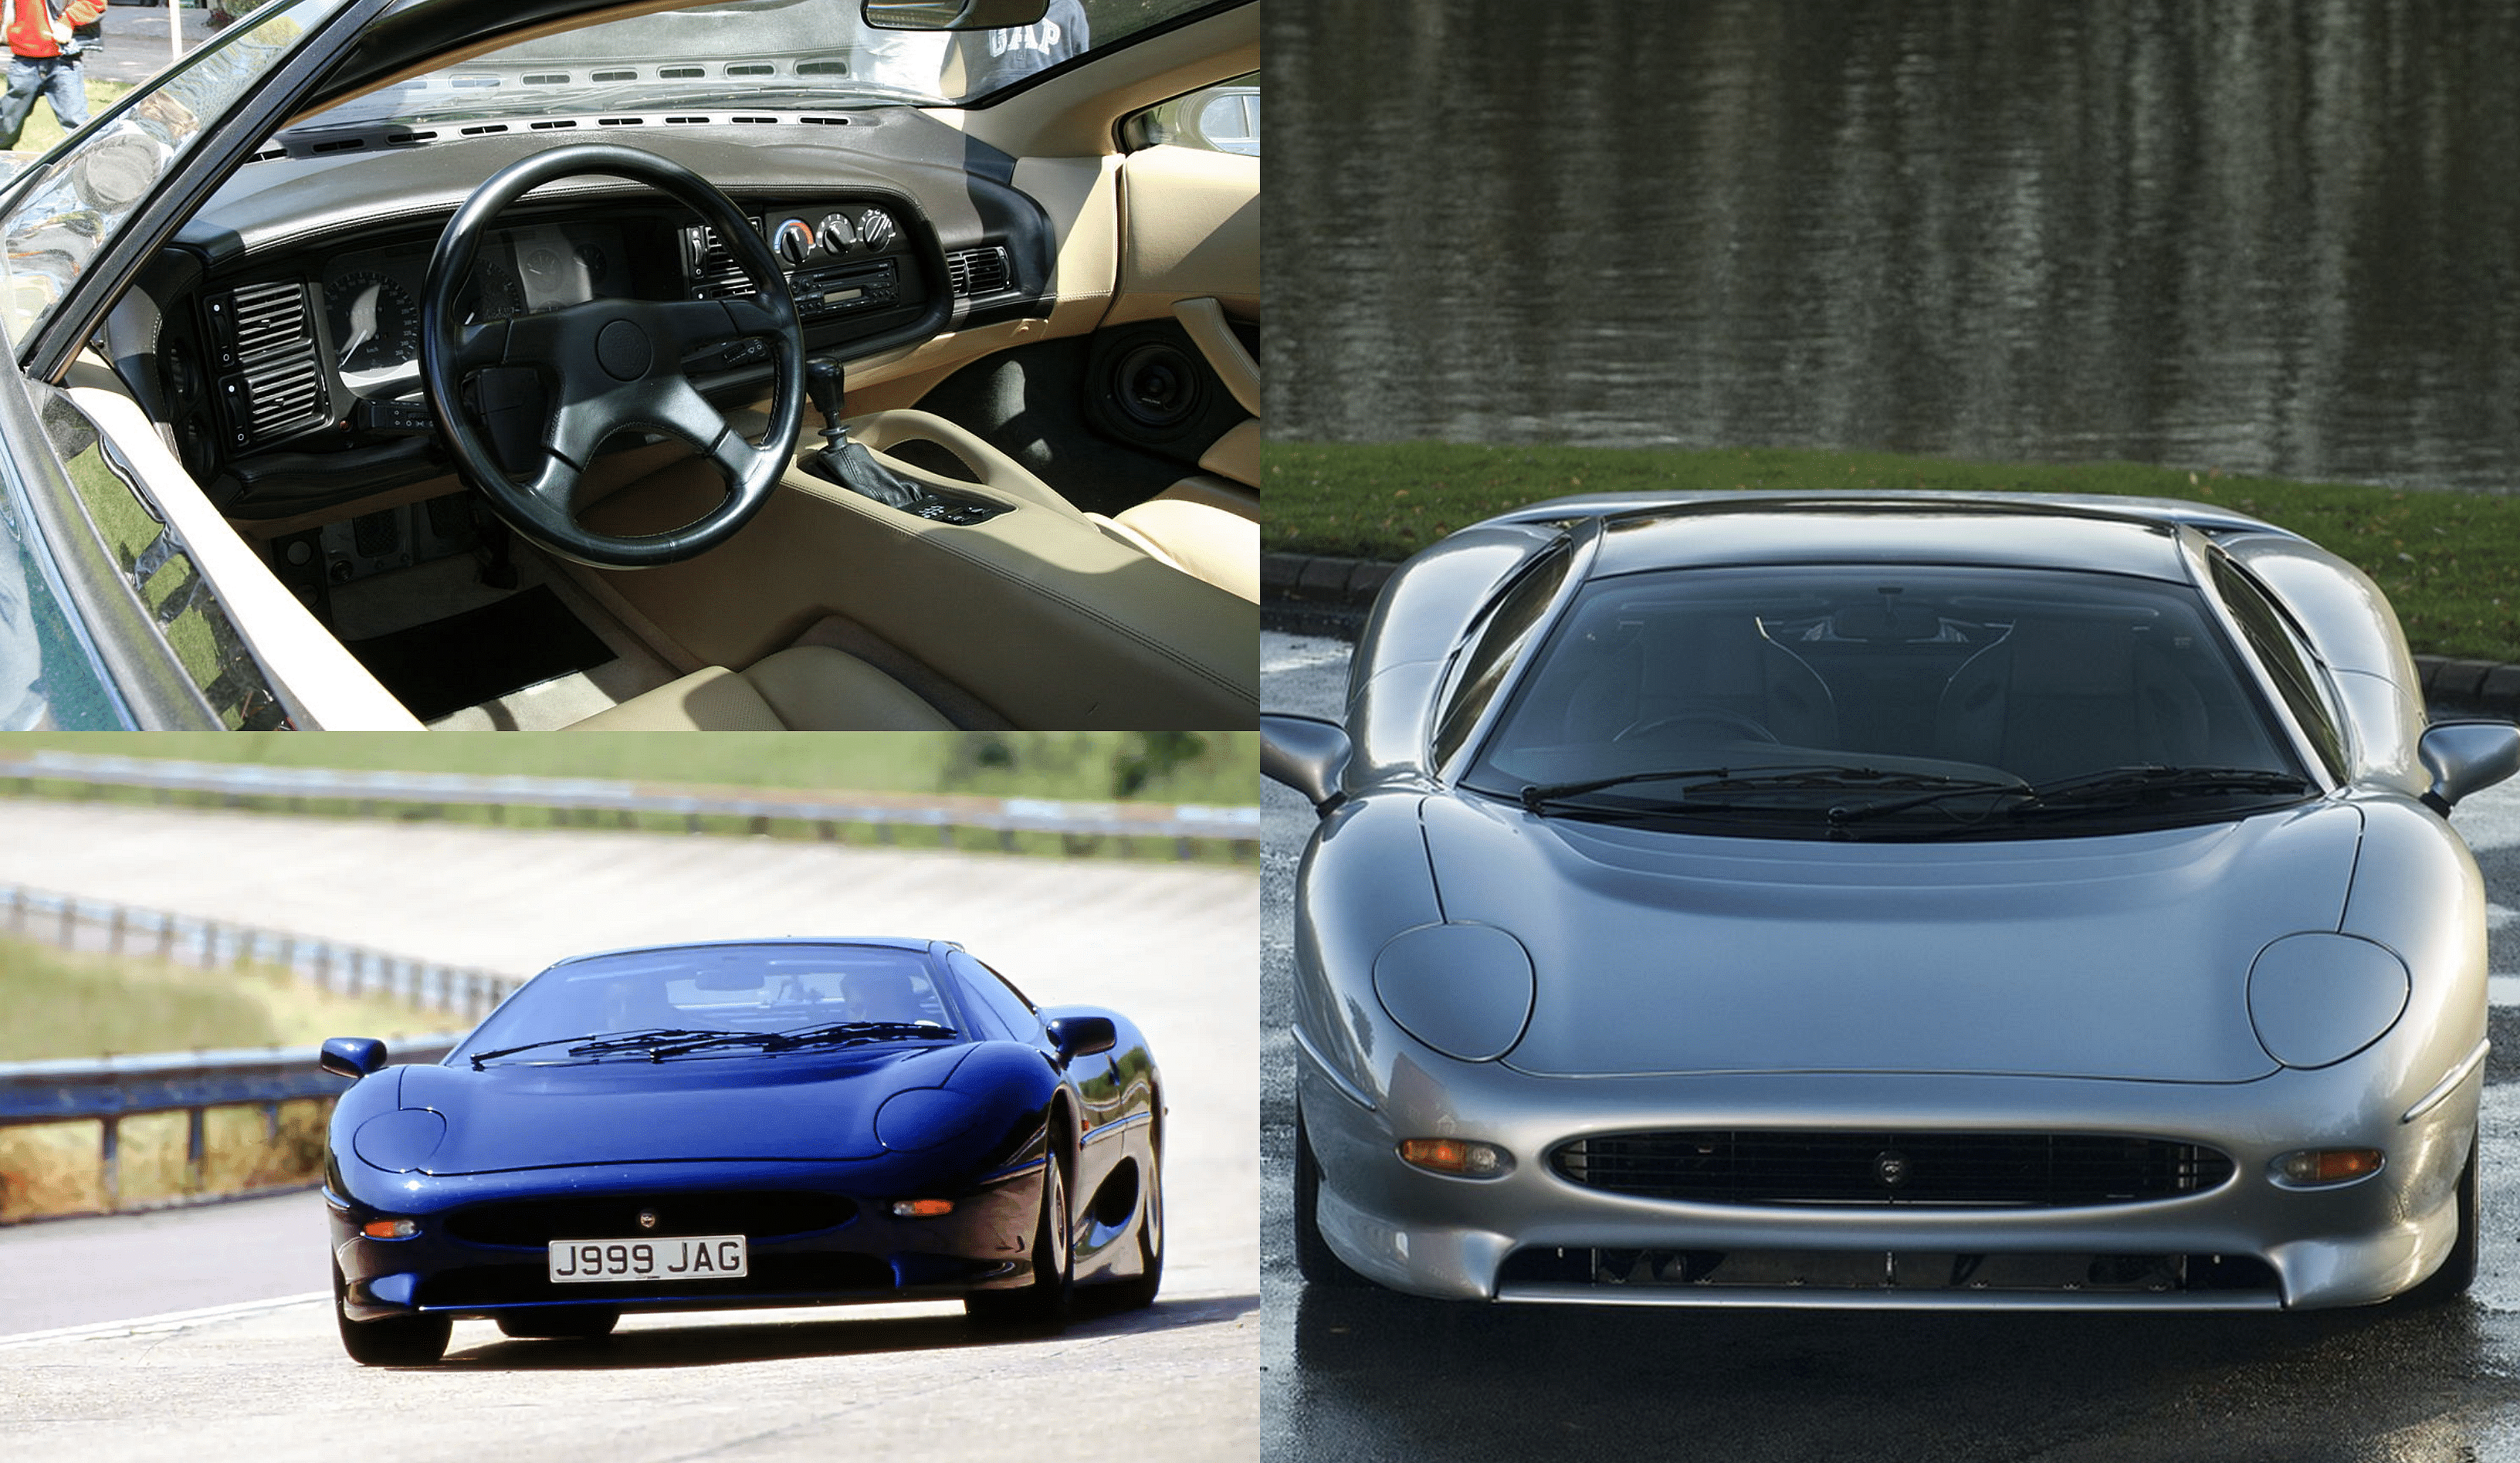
[1258, 631, 2520, 1463]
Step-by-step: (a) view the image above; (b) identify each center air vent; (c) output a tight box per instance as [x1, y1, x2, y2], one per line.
[946, 246, 1011, 298]
[207, 281, 327, 450]
[683, 222, 761, 300]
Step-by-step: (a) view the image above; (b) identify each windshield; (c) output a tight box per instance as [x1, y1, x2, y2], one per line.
[1464, 564, 2312, 839]
[302, 0, 1216, 132]
[0, 0, 348, 349]
[455, 942, 961, 1063]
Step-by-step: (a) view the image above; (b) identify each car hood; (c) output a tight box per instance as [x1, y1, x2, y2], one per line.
[395, 1044, 967, 1174]
[1418, 794, 2364, 1082]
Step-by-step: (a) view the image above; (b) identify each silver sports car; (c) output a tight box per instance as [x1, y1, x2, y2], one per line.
[1265, 492, 2520, 1311]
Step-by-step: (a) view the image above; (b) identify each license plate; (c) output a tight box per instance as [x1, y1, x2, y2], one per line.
[547, 1234, 749, 1285]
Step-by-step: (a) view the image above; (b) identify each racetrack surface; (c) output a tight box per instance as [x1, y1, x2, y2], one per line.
[0, 801, 1256, 1461]
[1259, 630, 2520, 1463]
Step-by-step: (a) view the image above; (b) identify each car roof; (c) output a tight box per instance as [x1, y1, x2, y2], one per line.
[544, 936, 950, 968]
[1478, 491, 2293, 585]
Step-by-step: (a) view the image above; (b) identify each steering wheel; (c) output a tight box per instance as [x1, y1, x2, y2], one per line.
[421, 143, 805, 569]
[1615, 705, 1781, 744]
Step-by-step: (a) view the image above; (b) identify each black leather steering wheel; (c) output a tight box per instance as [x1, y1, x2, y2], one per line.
[1615, 705, 1782, 743]
[421, 144, 804, 569]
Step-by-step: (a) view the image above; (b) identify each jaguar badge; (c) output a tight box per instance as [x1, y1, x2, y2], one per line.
[638, 1209, 659, 1230]
[1874, 1150, 1911, 1189]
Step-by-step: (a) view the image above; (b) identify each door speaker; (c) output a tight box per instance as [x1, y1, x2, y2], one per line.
[1109, 339, 1204, 431]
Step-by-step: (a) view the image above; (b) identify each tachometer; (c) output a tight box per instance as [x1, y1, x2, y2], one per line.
[327, 271, 418, 375]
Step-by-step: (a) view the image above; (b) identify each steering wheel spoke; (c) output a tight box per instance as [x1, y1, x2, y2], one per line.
[421, 143, 806, 569]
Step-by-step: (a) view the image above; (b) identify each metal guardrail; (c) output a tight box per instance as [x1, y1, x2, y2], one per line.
[0, 751, 1263, 856]
[0, 1036, 460, 1215]
[0, 882, 522, 1024]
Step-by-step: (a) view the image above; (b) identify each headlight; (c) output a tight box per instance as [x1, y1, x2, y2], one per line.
[1372, 923, 1534, 1062]
[351, 1109, 447, 1173]
[2247, 933, 2410, 1069]
[875, 1087, 984, 1150]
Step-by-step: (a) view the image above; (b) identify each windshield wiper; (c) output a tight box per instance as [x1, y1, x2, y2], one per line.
[1519, 764, 1815, 813]
[643, 1021, 957, 1058]
[1520, 765, 2011, 816]
[1828, 764, 2312, 827]
[466, 1028, 732, 1068]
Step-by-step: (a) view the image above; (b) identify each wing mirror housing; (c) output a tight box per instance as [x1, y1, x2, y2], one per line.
[320, 1037, 388, 1079]
[1262, 713, 1351, 818]
[2417, 720, 2520, 814]
[1046, 1015, 1116, 1064]
[862, 0, 1049, 29]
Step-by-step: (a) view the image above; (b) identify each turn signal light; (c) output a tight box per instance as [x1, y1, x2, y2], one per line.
[2271, 1148, 2385, 1187]
[892, 1199, 955, 1218]
[1398, 1138, 1512, 1178]
[361, 1218, 419, 1239]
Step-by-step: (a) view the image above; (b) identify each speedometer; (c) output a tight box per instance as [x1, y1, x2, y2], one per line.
[327, 271, 418, 376]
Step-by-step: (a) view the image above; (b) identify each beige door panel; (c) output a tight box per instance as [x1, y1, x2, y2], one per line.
[574, 454, 1256, 729]
[64, 384, 425, 730]
[1106, 145, 1258, 326]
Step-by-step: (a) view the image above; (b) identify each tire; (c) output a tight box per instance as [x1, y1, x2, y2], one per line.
[2403, 1141, 2479, 1307]
[334, 1265, 451, 1366]
[1108, 1116, 1166, 1310]
[967, 1138, 1075, 1326]
[496, 1307, 621, 1339]
[1293, 1104, 1373, 1289]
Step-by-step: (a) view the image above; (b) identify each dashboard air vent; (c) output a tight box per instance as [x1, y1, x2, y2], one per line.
[227, 352, 325, 447]
[685, 224, 759, 300]
[946, 246, 1012, 298]
[206, 281, 325, 449]
[215, 281, 312, 364]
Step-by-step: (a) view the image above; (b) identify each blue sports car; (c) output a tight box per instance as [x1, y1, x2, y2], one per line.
[319, 936, 1163, 1365]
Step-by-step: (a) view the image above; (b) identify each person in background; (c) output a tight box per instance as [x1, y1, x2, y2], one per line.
[0, 0, 105, 151]
[952, 0, 1087, 95]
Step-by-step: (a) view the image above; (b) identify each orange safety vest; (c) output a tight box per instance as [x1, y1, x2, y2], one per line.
[6, 0, 103, 60]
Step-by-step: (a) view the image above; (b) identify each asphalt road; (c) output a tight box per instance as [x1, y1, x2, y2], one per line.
[0, 804, 1256, 1462]
[1258, 629, 2520, 1463]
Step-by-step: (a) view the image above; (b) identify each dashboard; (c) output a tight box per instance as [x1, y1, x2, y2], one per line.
[107, 118, 1058, 523]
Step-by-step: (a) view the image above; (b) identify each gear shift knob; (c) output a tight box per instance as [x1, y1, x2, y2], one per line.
[806, 355, 847, 432]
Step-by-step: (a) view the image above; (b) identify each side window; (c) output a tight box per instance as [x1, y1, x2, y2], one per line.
[2210, 556, 2347, 779]
[1431, 544, 1574, 768]
[1126, 73, 1259, 157]
[948, 950, 1045, 1044]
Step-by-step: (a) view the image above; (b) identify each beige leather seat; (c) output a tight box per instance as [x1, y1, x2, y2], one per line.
[1094, 476, 1258, 602]
[569, 645, 954, 730]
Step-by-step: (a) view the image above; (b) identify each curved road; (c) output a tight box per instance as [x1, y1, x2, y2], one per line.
[0, 803, 1256, 1462]
[1259, 630, 2520, 1463]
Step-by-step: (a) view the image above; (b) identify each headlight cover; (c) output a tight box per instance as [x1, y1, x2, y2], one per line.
[2247, 933, 2410, 1069]
[351, 1109, 447, 1173]
[875, 1087, 985, 1150]
[1372, 923, 1534, 1062]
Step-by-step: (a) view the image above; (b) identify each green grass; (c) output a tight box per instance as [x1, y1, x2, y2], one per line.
[1265, 442, 2520, 663]
[8, 77, 134, 157]
[0, 934, 439, 1062]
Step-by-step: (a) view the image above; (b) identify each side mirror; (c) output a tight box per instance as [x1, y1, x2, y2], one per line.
[2417, 720, 2520, 814]
[320, 1036, 387, 1079]
[862, 0, 1049, 29]
[1045, 1015, 1116, 1064]
[1262, 713, 1351, 817]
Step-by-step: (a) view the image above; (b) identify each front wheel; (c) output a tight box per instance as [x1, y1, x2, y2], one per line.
[334, 1265, 451, 1366]
[967, 1143, 1075, 1327]
[1108, 1120, 1165, 1310]
[2402, 1141, 2479, 1307]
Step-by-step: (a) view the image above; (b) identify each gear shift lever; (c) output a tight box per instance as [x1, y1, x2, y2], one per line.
[801, 354, 923, 511]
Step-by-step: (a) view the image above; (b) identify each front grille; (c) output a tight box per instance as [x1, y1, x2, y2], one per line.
[416, 1251, 892, 1308]
[1496, 1246, 2280, 1297]
[443, 1190, 855, 1248]
[1554, 1131, 2234, 1208]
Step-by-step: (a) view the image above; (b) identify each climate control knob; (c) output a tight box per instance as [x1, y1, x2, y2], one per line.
[817, 212, 859, 254]
[857, 208, 896, 251]
[772, 218, 816, 266]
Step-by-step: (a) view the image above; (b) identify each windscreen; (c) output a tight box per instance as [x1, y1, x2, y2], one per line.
[1466, 563, 2312, 838]
[456, 942, 960, 1061]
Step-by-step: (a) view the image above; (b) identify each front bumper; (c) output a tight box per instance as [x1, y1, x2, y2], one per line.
[1296, 1039, 2480, 1310]
[328, 1153, 1044, 1322]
